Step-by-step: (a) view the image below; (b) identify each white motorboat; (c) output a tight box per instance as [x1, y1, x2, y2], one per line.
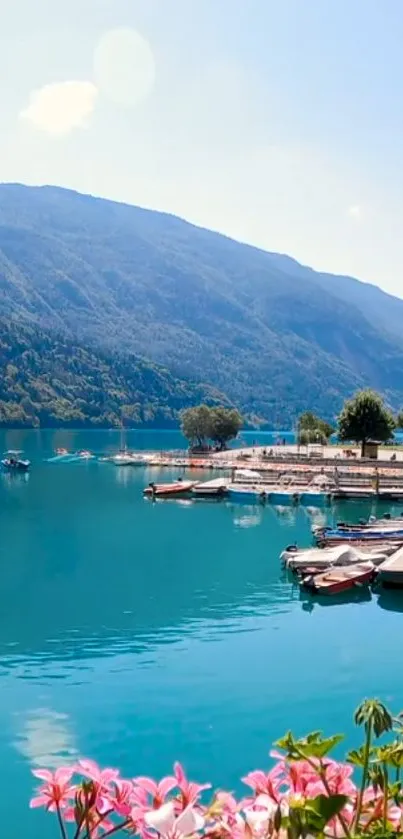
[1, 450, 30, 472]
[111, 451, 145, 466]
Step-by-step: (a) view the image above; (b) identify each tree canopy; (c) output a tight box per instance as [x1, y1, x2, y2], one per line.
[338, 389, 396, 455]
[297, 411, 334, 445]
[396, 411, 403, 429]
[181, 405, 243, 450]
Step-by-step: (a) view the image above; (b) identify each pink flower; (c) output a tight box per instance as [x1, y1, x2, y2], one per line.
[77, 759, 119, 787]
[77, 759, 120, 815]
[134, 775, 177, 808]
[108, 779, 135, 817]
[208, 791, 242, 836]
[242, 767, 283, 802]
[360, 786, 403, 830]
[174, 762, 211, 807]
[30, 767, 76, 812]
[241, 794, 279, 838]
[145, 801, 204, 839]
[321, 760, 357, 797]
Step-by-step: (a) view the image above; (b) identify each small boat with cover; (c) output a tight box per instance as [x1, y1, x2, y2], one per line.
[1, 450, 30, 472]
[282, 543, 394, 571]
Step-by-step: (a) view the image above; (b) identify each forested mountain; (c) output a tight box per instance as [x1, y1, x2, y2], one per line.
[1, 183, 403, 426]
[0, 318, 227, 428]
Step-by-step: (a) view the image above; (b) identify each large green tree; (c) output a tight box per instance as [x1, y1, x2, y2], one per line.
[297, 411, 334, 445]
[209, 407, 243, 450]
[338, 389, 395, 456]
[181, 405, 212, 449]
[181, 405, 243, 450]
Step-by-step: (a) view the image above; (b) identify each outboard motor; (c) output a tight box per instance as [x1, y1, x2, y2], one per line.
[285, 544, 298, 553]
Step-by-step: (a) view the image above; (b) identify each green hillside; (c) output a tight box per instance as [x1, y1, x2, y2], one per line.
[1, 183, 403, 426]
[0, 318, 227, 427]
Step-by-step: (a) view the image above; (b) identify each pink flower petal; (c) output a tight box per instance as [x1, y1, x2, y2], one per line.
[174, 762, 186, 786]
[32, 769, 54, 782]
[100, 768, 120, 784]
[54, 767, 75, 786]
[134, 777, 158, 796]
[30, 794, 49, 809]
[158, 776, 177, 798]
[78, 759, 100, 780]
[176, 806, 204, 835]
[145, 801, 176, 834]
[242, 771, 268, 793]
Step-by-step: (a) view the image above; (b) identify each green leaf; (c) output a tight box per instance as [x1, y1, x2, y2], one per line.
[355, 699, 393, 738]
[275, 730, 344, 761]
[307, 794, 348, 822]
[347, 745, 371, 767]
[275, 731, 295, 752]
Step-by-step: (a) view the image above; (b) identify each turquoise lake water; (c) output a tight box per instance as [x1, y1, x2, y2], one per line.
[1, 428, 403, 838]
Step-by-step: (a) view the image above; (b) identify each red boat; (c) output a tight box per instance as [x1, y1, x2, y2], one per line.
[302, 562, 375, 595]
[144, 481, 195, 498]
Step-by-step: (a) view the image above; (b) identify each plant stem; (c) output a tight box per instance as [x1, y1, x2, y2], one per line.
[100, 819, 130, 837]
[292, 749, 351, 838]
[56, 802, 68, 839]
[354, 718, 373, 832]
[382, 763, 388, 832]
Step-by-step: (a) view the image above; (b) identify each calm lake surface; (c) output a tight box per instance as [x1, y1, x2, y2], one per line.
[2, 429, 403, 838]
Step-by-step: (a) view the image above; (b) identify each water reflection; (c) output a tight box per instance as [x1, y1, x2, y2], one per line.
[299, 587, 373, 611]
[269, 505, 298, 525]
[376, 590, 403, 613]
[14, 708, 78, 767]
[1, 471, 30, 488]
[233, 507, 263, 529]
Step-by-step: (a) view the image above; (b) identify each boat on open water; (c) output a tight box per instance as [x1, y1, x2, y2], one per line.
[1, 450, 30, 472]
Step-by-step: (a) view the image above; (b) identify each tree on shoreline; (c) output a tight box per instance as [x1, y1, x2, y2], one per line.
[297, 411, 334, 445]
[181, 405, 242, 450]
[338, 389, 395, 456]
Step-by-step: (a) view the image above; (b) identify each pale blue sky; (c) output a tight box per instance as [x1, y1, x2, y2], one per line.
[1, 0, 403, 294]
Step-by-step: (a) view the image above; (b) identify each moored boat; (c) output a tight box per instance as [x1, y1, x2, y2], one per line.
[377, 546, 403, 587]
[1, 450, 30, 472]
[268, 488, 299, 504]
[144, 480, 195, 498]
[282, 542, 394, 571]
[312, 514, 403, 538]
[302, 562, 375, 595]
[227, 484, 267, 502]
[299, 490, 330, 506]
[192, 478, 228, 498]
[111, 451, 145, 466]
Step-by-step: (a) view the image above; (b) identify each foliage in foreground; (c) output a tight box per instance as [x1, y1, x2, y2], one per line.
[338, 390, 396, 455]
[31, 698, 403, 838]
[181, 405, 243, 449]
